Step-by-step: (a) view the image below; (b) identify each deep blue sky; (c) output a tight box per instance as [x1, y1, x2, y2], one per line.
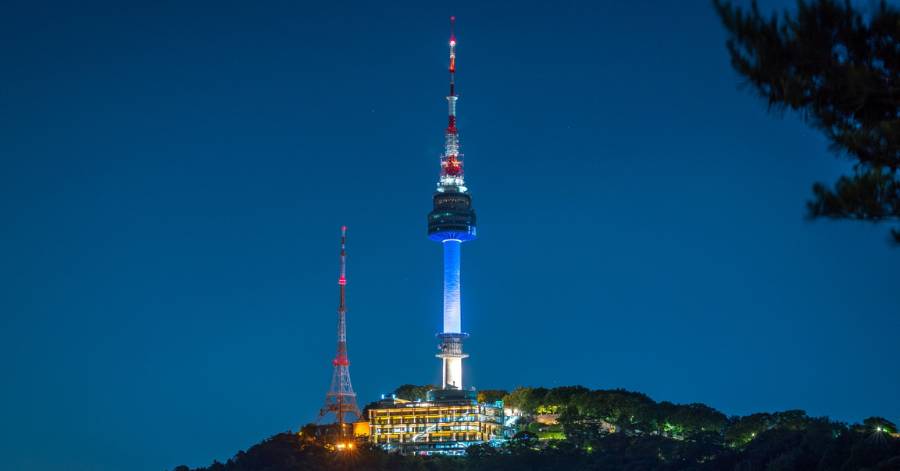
[1, 0, 897, 469]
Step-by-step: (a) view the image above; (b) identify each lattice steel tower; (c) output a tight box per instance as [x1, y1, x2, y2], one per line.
[428, 17, 477, 390]
[316, 226, 361, 436]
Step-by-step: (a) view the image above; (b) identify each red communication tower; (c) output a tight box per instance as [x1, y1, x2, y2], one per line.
[316, 226, 361, 437]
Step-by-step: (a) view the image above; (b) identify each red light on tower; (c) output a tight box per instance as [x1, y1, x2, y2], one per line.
[444, 156, 462, 176]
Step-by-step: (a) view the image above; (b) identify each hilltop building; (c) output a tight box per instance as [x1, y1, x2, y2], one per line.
[367, 390, 503, 455]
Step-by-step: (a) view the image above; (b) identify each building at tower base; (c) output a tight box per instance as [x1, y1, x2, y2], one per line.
[366, 389, 504, 455]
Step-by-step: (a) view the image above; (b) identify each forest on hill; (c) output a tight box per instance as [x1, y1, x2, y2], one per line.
[179, 385, 900, 471]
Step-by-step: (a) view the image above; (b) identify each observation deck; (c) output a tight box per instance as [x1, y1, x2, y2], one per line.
[427, 189, 477, 241]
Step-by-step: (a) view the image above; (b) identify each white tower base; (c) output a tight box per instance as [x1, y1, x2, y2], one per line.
[436, 332, 468, 389]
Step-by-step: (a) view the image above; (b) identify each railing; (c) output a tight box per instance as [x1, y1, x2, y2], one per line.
[411, 422, 439, 442]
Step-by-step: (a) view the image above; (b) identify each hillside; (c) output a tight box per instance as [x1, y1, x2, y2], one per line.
[178, 386, 900, 471]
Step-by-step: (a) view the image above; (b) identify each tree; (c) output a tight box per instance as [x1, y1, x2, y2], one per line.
[725, 412, 774, 447]
[772, 409, 812, 430]
[502, 386, 548, 413]
[392, 384, 435, 401]
[714, 0, 900, 244]
[584, 389, 656, 433]
[509, 430, 540, 450]
[559, 404, 607, 448]
[667, 403, 728, 437]
[477, 389, 508, 404]
[863, 416, 898, 434]
[299, 423, 320, 442]
[501, 387, 533, 411]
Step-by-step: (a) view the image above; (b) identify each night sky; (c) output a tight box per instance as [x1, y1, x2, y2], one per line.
[2, 1, 898, 470]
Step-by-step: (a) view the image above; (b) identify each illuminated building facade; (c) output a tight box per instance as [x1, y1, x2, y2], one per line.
[367, 390, 503, 455]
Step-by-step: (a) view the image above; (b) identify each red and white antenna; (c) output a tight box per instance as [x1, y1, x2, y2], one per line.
[440, 16, 465, 188]
[316, 226, 361, 437]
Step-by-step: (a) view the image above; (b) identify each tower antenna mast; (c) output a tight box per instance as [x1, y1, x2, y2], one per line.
[316, 226, 361, 438]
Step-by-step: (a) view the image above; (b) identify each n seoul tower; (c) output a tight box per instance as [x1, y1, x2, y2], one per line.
[428, 17, 477, 390]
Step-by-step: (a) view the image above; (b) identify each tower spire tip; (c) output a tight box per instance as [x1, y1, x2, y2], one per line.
[450, 16, 456, 43]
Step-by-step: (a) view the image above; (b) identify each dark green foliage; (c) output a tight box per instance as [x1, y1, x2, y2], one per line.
[542, 385, 589, 408]
[714, 0, 900, 243]
[809, 167, 900, 244]
[361, 400, 378, 418]
[476, 389, 508, 403]
[666, 403, 728, 437]
[184, 433, 462, 471]
[864, 416, 898, 434]
[298, 423, 318, 439]
[725, 412, 774, 446]
[182, 385, 900, 471]
[772, 409, 813, 430]
[500, 386, 536, 411]
[558, 404, 608, 447]
[392, 384, 437, 401]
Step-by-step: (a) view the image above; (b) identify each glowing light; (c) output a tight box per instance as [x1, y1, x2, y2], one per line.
[443, 240, 461, 333]
[334, 441, 355, 451]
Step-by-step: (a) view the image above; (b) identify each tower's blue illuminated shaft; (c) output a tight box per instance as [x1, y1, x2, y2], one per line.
[442, 240, 461, 334]
[428, 17, 476, 390]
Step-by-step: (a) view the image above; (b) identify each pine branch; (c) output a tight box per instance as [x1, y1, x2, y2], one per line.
[714, 0, 900, 244]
